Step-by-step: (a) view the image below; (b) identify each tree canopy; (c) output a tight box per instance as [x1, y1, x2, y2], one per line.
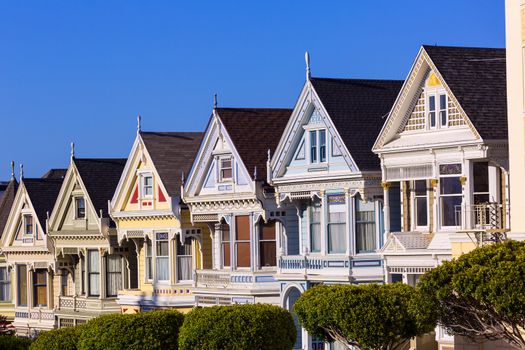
[418, 240, 525, 348]
[293, 283, 435, 350]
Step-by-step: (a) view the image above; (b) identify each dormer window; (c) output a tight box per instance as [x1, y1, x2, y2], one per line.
[75, 197, 86, 219]
[141, 175, 153, 198]
[309, 129, 327, 164]
[24, 215, 33, 236]
[219, 157, 233, 182]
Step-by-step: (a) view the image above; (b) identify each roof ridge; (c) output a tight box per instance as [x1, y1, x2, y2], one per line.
[422, 44, 505, 50]
[311, 77, 404, 82]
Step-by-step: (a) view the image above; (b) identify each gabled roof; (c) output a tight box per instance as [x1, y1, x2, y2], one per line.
[73, 158, 126, 217]
[140, 132, 204, 197]
[216, 108, 293, 182]
[310, 78, 403, 171]
[0, 179, 18, 237]
[42, 168, 67, 179]
[422, 45, 507, 140]
[23, 178, 63, 231]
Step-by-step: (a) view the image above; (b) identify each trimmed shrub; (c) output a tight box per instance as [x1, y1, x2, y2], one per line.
[0, 335, 32, 350]
[30, 325, 86, 350]
[178, 304, 296, 350]
[78, 310, 184, 350]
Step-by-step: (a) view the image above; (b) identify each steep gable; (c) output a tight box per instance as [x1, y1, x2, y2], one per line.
[0, 179, 18, 237]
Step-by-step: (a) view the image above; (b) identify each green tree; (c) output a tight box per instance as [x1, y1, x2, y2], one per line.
[294, 283, 435, 350]
[418, 240, 525, 348]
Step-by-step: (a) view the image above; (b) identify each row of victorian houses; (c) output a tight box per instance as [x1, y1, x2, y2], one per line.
[0, 31, 521, 349]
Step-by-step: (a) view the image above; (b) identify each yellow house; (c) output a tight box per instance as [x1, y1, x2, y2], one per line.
[110, 128, 210, 314]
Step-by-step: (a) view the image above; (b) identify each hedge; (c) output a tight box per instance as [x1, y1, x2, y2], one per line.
[30, 325, 86, 350]
[178, 304, 296, 350]
[0, 335, 32, 350]
[77, 310, 184, 350]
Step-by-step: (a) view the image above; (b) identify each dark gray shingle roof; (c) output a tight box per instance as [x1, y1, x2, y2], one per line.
[23, 178, 63, 232]
[0, 179, 18, 237]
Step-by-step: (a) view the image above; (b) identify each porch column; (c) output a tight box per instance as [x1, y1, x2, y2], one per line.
[250, 213, 256, 272]
[99, 249, 106, 300]
[213, 223, 221, 270]
[463, 160, 473, 230]
[47, 268, 54, 309]
[345, 189, 355, 256]
[382, 182, 391, 237]
[229, 215, 235, 272]
[133, 240, 141, 288]
[320, 190, 327, 255]
[27, 266, 33, 308]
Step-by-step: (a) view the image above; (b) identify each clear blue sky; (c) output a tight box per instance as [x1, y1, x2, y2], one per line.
[0, 0, 505, 179]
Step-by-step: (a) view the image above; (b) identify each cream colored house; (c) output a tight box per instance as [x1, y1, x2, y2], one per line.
[47, 156, 130, 327]
[110, 130, 208, 314]
[0, 171, 64, 336]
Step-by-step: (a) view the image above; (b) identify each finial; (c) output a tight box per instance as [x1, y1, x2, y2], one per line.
[253, 166, 257, 180]
[70, 142, 75, 158]
[20, 164, 24, 180]
[181, 171, 185, 184]
[305, 51, 311, 81]
[10, 161, 15, 180]
[137, 113, 141, 134]
[213, 94, 218, 109]
[267, 149, 271, 162]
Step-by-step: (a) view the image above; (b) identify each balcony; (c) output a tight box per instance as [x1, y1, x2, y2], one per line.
[57, 295, 120, 314]
[456, 203, 508, 246]
[194, 269, 278, 290]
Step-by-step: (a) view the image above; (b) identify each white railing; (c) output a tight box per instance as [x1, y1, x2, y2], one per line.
[456, 203, 507, 230]
[194, 270, 277, 289]
[279, 255, 351, 271]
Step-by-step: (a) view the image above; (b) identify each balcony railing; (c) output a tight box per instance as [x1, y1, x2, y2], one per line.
[194, 270, 277, 289]
[57, 296, 119, 313]
[279, 255, 352, 272]
[456, 202, 508, 245]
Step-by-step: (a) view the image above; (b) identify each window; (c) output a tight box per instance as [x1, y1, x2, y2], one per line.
[106, 254, 122, 297]
[310, 198, 322, 253]
[356, 197, 376, 253]
[24, 215, 33, 236]
[33, 270, 47, 307]
[156, 233, 169, 281]
[328, 194, 346, 254]
[75, 197, 85, 219]
[61, 270, 69, 296]
[439, 164, 462, 227]
[221, 224, 231, 268]
[259, 221, 276, 267]
[141, 175, 153, 197]
[17, 265, 27, 306]
[219, 157, 233, 181]
[88, 250, 100, 296]
[414, 180, 428, 227]
[0, 267, 10, 301]
[428, 95, 436, 128]
[81, 255, 86, 294]
[176, 238, 193, 281]
[473, 162, 490, 204]
[439, 94, 448, 126]
[309, 130, 327, 164]
[235, 216, 251, 268]
[145, 237, 153, 280]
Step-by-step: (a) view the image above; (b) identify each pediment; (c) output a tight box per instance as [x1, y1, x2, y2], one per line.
[270, 82, 358, 181]
[373, 47, 482, 152]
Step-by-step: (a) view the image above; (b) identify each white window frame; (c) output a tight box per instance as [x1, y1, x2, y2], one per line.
[0, 266, 11, 302]
[154, 232, 170, 283]
[307, 129, 328, 164]
[140, 174, 154, 199]
[74, 196, 86, 219]
[425, 87, 448, 130]
[438, 163, 463, 230]
[411, 180, 430, 231]
[218, 156, 233, 182]
[145, 237, 153, 282]
[23, 214, 33, 236]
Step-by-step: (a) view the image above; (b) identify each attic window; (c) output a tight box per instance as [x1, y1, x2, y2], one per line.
[24, 215, 33, 236]
[75, 197, 86, 219]
[142, 175, 154, 198]
[309, 129, 327, 163]
[219, 157, 233, 182]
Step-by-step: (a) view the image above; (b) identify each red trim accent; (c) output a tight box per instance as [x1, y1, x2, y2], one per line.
[130, 185, 139, 204]
[158, 186, 167, 202]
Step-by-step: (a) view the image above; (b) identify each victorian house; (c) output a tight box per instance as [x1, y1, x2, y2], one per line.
[0, 166, 18, 322]
[373, 45, 509, 349]
[0, 168, 65, 336]
[269, 66, 403, 349]
[110, 129, 207, 313]
[182, 107, 294, 306]
[47, 155, 129, 327]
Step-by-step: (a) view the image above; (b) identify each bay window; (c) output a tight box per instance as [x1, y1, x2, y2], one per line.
[0, 267, 10, 302]
[439, 164, 462, 227]
[310, 198, 322, 253]
[327, 194, 346, 254]
[156, 233, 169, 281]
[356, 197, 376, 253]
[176, 237, 193, 282]
[235, 216, 250, 268]
[33, 269, 47, 307]
[259, 221, 276, 267]
[17, 265, 27, 306]
[88, 250, 100, 296]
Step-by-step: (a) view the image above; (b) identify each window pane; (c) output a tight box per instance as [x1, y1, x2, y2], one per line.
[156, 257, 169, 281]
[310, 130, 317, 163]
[61, 270, 68, 296]
[260, 222, 276, 241]
[319, 130, 326, 163]
[440, 110, 447, 126]
[107, 255, 122, 297]
[356, 199, 376, 253]
[177, 237, 192, 256]
[235, 216, 250, 241]
[442, 195, 462, 226]
[157, 241, 169, 257]
[33, 270, 47, 307]
[429, 96, 435, 110]
[328, 223, 346, 254]
[260, 241, 276, 267]
[310, 223, 321, 252]
[440, 94, 446, 109]
[89, 250, 100, 273]
[473, 162, 489, 193]
[440, 177, 462, 195]
[221, 168, 232, 179]
[0, 267, 10, 302]
[89, 274, 100, 296]
[177, 255, 192, 281]
[76, 197, 85, 218]
[18, 265, 27, 306]
[222, 242, 230, 267]
[416, 197, 428, 226]
[236, 242, 251, 267]
[88, 250, 100, 296]
[414, 180, 426, 196]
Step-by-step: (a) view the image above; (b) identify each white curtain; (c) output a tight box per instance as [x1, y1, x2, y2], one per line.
[106, 255, 122, 297]
[177, 256, 192, 281]
[328, 212, 346, 254]
[0, 267, 10, 301]
[88, 250, 100, 296]
[156, 257, 169, 281]
[356, 199, 376, 253]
